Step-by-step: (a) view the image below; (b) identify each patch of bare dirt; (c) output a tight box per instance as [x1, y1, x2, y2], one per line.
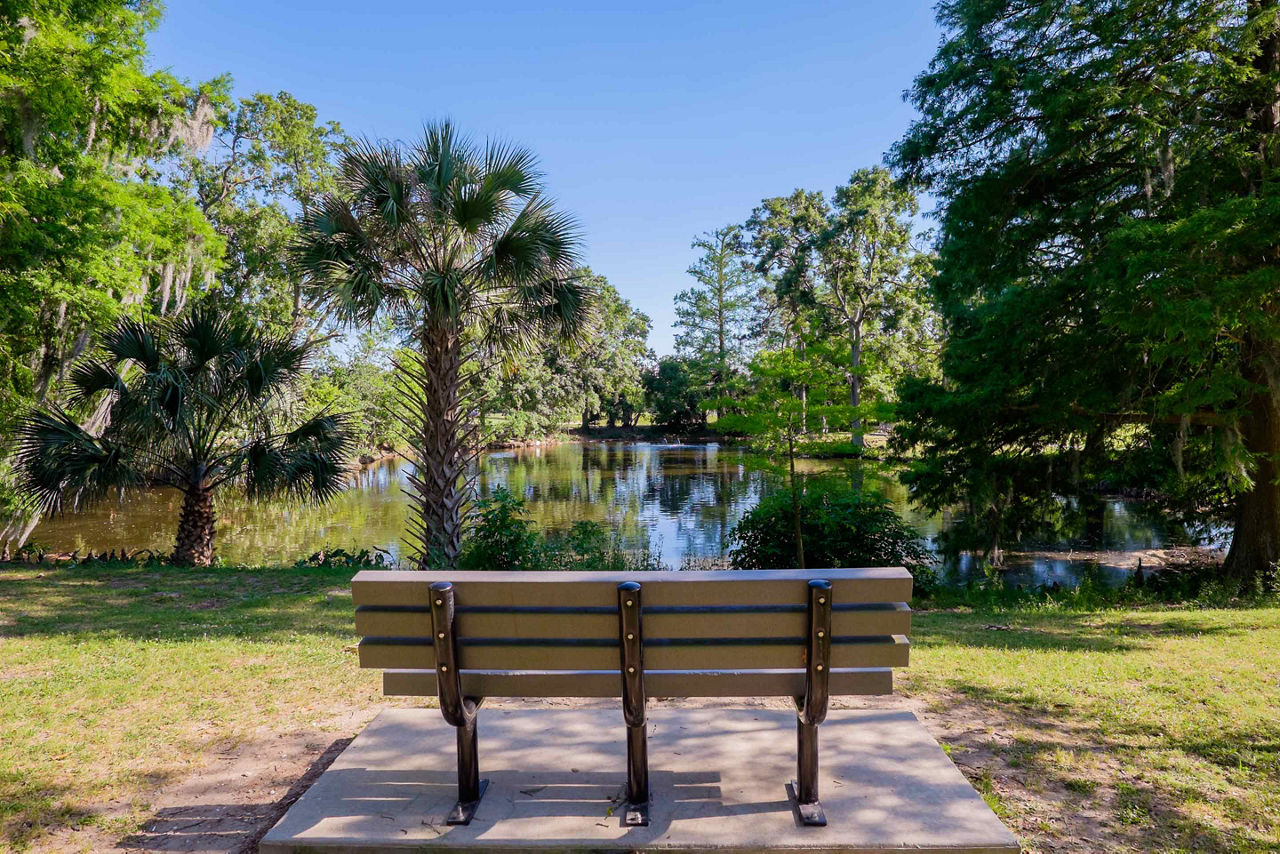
[32, 709, 376, 854]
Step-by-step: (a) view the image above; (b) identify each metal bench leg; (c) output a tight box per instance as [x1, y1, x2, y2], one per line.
[618, 581, 650, 826]
[626, 720, 649, 818]
[450, 710, 488, 825]
[431, 581, 489, 825]
[794, 718, 824, 825]
[790, 579, 831, 827]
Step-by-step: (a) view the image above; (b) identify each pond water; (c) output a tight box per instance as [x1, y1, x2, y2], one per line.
[29, 441, 1221, 585]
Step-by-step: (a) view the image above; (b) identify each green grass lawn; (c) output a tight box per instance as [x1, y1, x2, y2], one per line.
[897, 605, 1280, 851]
[1, 563, 1277, 852]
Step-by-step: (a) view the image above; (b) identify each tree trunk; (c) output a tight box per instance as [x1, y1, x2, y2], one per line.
[1081, 496, 1105, 548]
[797, 336, 809, 433]
[717, 289, 727, 420]
[788, 428, 805, 569]
[1222, 346, 1280, 588]
[173, 487, 216, 566]
[1220, 8, 1280, 588]
[848, 317, 864, 449]
[403, 325, 468, 570]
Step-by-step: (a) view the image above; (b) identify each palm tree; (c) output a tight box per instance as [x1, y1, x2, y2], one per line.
[15, 310, 353, 566]
[294, 122, 591, 569]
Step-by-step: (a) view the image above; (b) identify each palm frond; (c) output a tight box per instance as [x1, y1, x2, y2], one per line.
[174, 307, 245, 373]
[520, 272, 597, 340]
[239, 412, 355, 503]
[487, 196, 583, 284]
[421, 269, 463, 321]
[15, 407, 144, 513]
[295, 195, 400, 326]
[67, 359, 126, 407]
[239, 334, 313, 402]
[482, 139, 540, 199]
[415, 121, 477, 198]
[450, 180, 505, 235]
[102, 318, 161, 370]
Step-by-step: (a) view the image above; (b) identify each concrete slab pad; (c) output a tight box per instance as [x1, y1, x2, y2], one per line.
[261, 707, 1019, 853]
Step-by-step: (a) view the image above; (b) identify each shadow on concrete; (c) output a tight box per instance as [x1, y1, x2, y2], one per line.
[262, 708, 1021, 852]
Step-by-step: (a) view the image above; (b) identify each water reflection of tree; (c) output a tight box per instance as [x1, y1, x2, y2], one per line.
[472, 443, 769, 559]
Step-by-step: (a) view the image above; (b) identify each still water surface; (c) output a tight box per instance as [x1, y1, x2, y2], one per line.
[30, 442, 1216, 585]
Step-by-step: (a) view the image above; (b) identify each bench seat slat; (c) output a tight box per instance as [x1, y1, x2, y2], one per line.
[359, 635, 910, 670]
[355, 602, 912, 639]
[351, 568, 912, 608]
[382, 667, 894, 698]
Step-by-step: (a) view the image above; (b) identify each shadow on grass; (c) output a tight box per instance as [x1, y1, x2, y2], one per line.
[0, 563, 360, 641]
[0, 776, 76, 851]
[116, 736, 353, 853]
[913, 610, 1249, 654]
[934, 678, 1280, 853]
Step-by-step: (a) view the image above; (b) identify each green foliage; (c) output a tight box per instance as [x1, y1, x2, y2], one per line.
[729, 478, 928, 570]
[179, 90, 346, 334]
[643, 356, 707, 429]
[460, 487, 544, 572]
[891, 0, 1280, 585]
[460, 486, 662, 572]
[741, 170, 937, 444]
[718, 340, 854, 453]
[305, 321, 402, 450]
[296, 547, 391, 568]
[14, 308, 354, 562]
[297, 121, 590, 568]
[674, 225, 760, 409]
[487, 269, 651, 434]
[0, 1, 227, 390]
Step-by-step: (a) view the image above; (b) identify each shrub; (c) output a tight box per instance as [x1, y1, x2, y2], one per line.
[460, 487, 663, 572]
[461, 487, 546, 572]
[729, 479, 928, 570]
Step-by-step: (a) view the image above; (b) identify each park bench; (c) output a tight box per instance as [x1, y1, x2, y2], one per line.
[352, 567, 913, 829]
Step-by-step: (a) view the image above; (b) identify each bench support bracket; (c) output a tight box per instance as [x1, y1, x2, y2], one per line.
[618, 581, 650, 826]
[790, 578, 832, 827]
[431, 581, 489, 826]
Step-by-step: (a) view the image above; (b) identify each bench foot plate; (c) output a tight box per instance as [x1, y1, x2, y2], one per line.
[446, 779, 489, 825]
[787, 781, 827, 827]
[622, 798, 649, 827]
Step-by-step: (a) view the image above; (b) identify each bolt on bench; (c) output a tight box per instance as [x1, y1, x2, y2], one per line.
[352, 567, 912, 828]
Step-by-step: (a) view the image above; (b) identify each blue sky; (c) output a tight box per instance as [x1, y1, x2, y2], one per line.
[150, 1, 942, 355]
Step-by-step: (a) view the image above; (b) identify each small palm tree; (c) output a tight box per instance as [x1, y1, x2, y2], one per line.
[15, 310, 353, 566]
[295, 121, 591, 568]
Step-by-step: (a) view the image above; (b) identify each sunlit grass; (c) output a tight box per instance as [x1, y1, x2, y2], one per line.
[902, 606, 1280, 851]
[0, 563, 388, 850]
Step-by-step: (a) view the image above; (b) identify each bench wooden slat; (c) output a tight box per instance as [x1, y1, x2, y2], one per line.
[358, 635, 909, 670]
[354, 602, 912, 640]
[382, 667, 894, 698]
[351, 568, 912, 608]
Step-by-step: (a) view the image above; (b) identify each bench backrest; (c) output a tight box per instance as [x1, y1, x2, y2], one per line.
[353, 567, 912, 699]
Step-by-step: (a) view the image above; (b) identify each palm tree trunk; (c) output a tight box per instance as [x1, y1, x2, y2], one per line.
[403, 324, 468, 570]
[173, 487, 216, 566]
